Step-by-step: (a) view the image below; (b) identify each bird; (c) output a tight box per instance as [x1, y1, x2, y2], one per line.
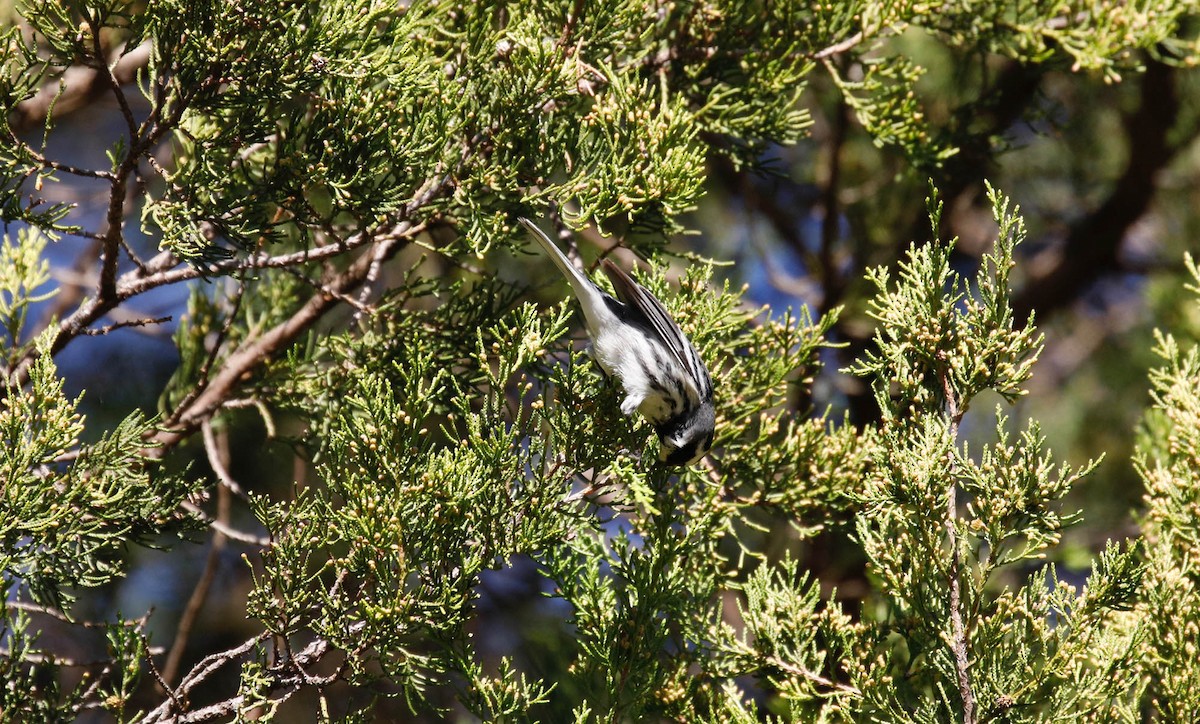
[518, 217, 715, 465]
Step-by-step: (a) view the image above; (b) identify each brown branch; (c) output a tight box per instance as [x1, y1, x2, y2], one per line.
[180, 501, 270, 546]
[97, 171, 130, 303]
[0, 216, 425, 394]
[119, 217, 433, 298]
[769, 656, 861, 697]
[1012, 59, 1182, 323]
[135, 177, 447, 441]
[117, 232, 150, 273]
[148, 230, 415, 454]
[6, 600, 128, 629]
[11, 41, 152, 134]
[812, 31, 865, 60]
[221, 396, 278, 439]
[141, 619, 363, 722]
[818, 79, 850, 319]
[201, 418, 248, 497]
[0, 647, 158, 667]
[141, 632, 270, 722]
[5, 30, 217, 389]
[280, 263, 376, 315]
[79, 315, 171, 336]
[92, 57, 141, 307]
[19, 144, 116, 180]
[146, 652, 185, 716]
[34, 238, 104, 336]
[161, 472, 231, 687]
[938, 364, 974, 723]
[85, 11, 139, 141]
[352, 231, 387, 323]
[120, 231, 378, 296]
[946, 467, 974, 722]
[558, 0, 587, 49]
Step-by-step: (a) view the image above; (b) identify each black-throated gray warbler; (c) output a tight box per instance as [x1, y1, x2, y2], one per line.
[519, 217, 715, 466]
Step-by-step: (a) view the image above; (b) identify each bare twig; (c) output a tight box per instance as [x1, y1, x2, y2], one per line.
[11, 41, 152, 133]
[813, 31, 865, 60]
[35, 237, 104, 336]
[201, 418, 248, 498]
[938, 365, 975, 724]
[217, 397, 260, 410]
[2, 155, 444, 396]
[6, 600, 96, 628]
[352, 230, 387, 324]
[769, 655, 861, 696]
[162, 479, 231, 687]
[117, 232, 150, 273]
[0, 219, 419, 392]
[80, 315, 171, 336]
[150, 230, 416, 453]
[558, 0, 587, 49]
[79, 12, 143, 308]
[224, 397, 278, 439]
[281, 263, 375, 315]
[0, 646, 161, 667]
[96, 164, 133, 303]
[180, 501, 270, 546]
[146, 647, 185, 714]
[18, 144, 116, 180]
[85, 12, 139, 141]
[140, 616, 365, 722]
[121, 219, 427, 297]
[140, 632, 271, 722]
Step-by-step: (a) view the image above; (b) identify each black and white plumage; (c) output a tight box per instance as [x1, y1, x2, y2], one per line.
[519, 217, 715, 465]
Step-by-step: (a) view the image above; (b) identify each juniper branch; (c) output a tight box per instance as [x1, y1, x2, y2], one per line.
[149, 228, 417, 453]
[939, 362, 975, 724]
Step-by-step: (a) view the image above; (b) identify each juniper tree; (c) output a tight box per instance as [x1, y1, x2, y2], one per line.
[1135, 255, 1200, 721]
[0, 0, 1197, 722]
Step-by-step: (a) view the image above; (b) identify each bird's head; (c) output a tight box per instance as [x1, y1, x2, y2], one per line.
[657, 402, 715, 466]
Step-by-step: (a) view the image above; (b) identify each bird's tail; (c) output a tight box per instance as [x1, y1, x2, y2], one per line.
[518, 218, 609, 330]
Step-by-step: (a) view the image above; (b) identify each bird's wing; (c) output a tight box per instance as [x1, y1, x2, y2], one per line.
[601, 259, 712, 399]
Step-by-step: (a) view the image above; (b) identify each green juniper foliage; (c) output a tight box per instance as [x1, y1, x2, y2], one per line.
[0, 0, 1197, 721]
[842, 187, 1142, 722]
[0, 332, 197, 717]
[1135, 255, 1200, 721]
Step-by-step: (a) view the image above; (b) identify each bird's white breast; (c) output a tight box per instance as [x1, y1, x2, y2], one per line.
[591, 325, 687, 425]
